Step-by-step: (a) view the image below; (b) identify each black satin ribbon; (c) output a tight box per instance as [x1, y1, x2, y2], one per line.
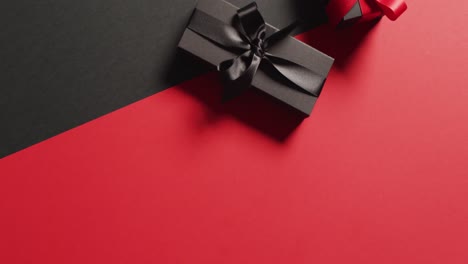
[188, 2, 326, 101]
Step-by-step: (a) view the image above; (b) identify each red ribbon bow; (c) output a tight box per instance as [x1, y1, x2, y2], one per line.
[327, 0, 407, 25]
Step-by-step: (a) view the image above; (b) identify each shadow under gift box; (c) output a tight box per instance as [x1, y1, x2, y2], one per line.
[178, 0, 334, 116]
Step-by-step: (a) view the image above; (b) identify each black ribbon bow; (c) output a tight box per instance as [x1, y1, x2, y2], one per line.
[188, 2, 325, 101]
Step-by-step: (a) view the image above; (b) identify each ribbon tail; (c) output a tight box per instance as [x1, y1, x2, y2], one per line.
[375, 0, 407, 20]
[218, 51, 262, 101]
[265, 54, 326, 97]
[188, 9, 250, 52]
[264, 20, 300, 49]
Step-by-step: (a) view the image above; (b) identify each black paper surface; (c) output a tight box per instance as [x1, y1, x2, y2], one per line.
[0, 0, 328, 158]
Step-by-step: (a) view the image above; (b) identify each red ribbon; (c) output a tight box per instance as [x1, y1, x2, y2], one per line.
[326, 0, 407, 25]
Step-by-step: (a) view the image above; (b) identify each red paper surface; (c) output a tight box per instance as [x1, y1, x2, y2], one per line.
[1, 1, 468, 263]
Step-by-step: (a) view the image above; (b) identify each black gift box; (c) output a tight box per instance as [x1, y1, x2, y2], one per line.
[178, 0, 334, 116]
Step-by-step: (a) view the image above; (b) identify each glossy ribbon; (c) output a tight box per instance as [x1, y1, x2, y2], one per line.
[375, 0, 407, 20]
[188, 2, 325, 101]
[327, 0, 407, 25]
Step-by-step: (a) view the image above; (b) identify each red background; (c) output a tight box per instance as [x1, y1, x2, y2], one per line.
[1, 1, 468, 263]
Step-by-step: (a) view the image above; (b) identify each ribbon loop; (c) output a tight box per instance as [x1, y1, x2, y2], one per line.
[236, 3, 267, 43]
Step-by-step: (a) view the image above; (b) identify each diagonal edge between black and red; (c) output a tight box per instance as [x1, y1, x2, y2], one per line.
[0, 0, 328, 159]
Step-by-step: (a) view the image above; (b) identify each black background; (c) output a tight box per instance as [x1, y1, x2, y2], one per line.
[0, 0, 328, 158]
